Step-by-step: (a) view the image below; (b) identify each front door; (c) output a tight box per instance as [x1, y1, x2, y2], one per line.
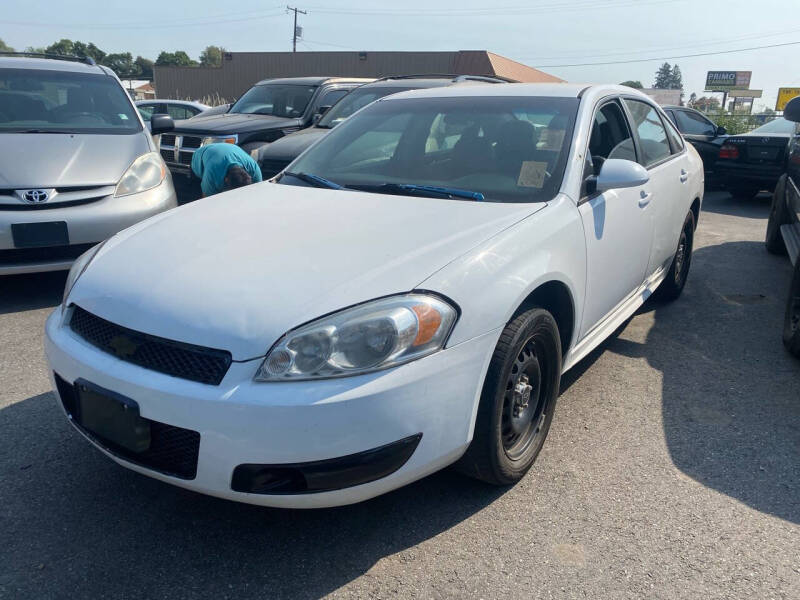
[578, 99, 655, 337]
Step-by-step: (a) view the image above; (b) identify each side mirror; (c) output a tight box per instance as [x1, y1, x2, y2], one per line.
[716, 125, 727, 136]
[593, 159, 649, 193]
[313, 105, 332, 125]
[150, 114, 174, 136]
[784, 96, 800, 123]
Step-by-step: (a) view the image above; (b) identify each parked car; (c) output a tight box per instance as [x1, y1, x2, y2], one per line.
[0, 54, 177, 275]
[714, 117, 799, 199]
[765, 95, 800, 357]
[46, 83, 703, 508]
[257, 75, 508, 179]
[159, 77, 372, 177]
[135, 99, 210, 124]
[663, 105, 727, 177]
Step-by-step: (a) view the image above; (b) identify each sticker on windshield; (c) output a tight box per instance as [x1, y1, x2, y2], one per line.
[119, 114, 128, 120]
[517, 161, 548, 188]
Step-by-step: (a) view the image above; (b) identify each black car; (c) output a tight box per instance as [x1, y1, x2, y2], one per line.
[663, 105, 727, 176]
[256, 75, 507, 179]
[765, 95, 800, 357]
[714, 117, 799, 199]
[159, 76, 371, 177]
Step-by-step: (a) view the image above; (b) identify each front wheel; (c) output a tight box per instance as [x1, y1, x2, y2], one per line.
[457, 308, 561, 485]
[783, 260, 800, 358]
[653, 210, 695, 302]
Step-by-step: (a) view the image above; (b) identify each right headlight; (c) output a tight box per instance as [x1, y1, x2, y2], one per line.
[255, 294, 458, 381]
[114, 152, 167, 197]
[61, 241, 106, 311]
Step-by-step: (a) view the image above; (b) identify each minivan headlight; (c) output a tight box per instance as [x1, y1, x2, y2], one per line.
[62, 241, 106, 310]
[255, 294, 458, 381]
[114, 152, 167, 197]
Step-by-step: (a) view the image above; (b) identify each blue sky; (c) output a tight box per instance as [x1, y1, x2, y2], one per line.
[3, 0, 798, 109]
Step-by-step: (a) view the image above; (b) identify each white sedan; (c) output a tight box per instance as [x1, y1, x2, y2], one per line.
[45, 84, 703, 508]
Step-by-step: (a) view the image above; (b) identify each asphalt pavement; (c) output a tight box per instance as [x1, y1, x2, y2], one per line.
[1, 191, 798, 599]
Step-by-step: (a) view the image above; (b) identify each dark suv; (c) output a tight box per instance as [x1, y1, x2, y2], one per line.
[257, 75, 508, 179]
[159, 76, 371, 177]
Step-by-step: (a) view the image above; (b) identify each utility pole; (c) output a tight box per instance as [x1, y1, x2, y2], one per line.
[287, 6, 306, 53]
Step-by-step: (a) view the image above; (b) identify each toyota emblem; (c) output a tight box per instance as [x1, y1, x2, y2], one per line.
[22, 189, 49, 203]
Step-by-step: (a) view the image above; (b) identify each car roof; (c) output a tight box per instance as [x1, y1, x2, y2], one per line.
[254, 76, 374, 86]
[0, 56, 113, 76]
[382, 83, 654, 102]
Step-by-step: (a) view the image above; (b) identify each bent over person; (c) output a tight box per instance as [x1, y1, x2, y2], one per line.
[190, 143, 263, 197]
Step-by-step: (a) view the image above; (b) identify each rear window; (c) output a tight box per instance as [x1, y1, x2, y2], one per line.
[0, 68, 142, 134]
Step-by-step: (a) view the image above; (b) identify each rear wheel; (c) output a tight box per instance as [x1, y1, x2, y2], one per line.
[457, 308, 561, 485]
[783, 261, 800, 358]
[766, 175, 788, 255]
[653, 210, 695, 302]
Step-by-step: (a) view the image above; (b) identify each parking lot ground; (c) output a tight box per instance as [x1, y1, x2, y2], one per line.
[1, 191, 798, 599]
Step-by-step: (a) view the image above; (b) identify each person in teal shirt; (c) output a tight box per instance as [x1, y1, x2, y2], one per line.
[190, 143, 263, 197]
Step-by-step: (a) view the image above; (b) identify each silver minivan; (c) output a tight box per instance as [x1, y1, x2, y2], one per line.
[0, 55, 177, 275]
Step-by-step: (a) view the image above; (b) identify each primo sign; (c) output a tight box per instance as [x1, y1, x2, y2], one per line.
[705, 71, 752, 91]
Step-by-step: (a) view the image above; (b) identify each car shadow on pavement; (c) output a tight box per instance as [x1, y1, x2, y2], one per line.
[607, 239, 800, 525]
[0, 391, 508, 599]
[700, 191, 772, 218]
[0, 271, 66, 315]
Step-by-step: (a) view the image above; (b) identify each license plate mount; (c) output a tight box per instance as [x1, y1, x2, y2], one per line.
[11, 221, 69, 248]
[75, 379, 151, 453]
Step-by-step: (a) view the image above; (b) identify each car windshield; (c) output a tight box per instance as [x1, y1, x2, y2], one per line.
[230, 83, 317, 117]
[280, 95, 579, 203]
[750, 118, 798, 135]
[317, 86, 416, 129]
[0, 68, 142, 134]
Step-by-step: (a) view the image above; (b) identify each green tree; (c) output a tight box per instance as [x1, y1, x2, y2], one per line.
[103, 52, 139, 77]
[199, 45, 225, 67]
[0, 38, 14, 53]
[155, 51, 197, 67]
[134, 56, 154, 79]
[73, 41, 105, 63]
[619, 80, 643, 89]
[24, 46, 46, 54]
[653, 62, 673, 89]
[45, 38, 75, 56]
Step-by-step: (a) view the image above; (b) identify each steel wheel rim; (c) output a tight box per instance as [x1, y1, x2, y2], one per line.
[501, 336, 548, 460]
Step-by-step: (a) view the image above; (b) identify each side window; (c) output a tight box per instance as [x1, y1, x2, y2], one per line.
[318, 89, 349, 110]
[587, 100, 635, 176]
[166, 105, 190, 120]
[137, 104, 155, 121]
[662, 113, 685, 153]
[623, 99, 671, 167]
[674, 110, 716, 136]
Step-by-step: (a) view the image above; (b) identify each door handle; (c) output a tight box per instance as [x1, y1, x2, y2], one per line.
[639, 190, 651, 207]
[680, 169, 689, 183]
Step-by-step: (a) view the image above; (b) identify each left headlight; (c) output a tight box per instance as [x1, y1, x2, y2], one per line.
[62, 241, 106, 310]
[255, 294, 458, 382]
[114, 152, 167, 197]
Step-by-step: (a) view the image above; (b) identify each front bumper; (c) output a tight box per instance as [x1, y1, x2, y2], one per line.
[0, 179, 177, 275]
[44, 309, 498, 508]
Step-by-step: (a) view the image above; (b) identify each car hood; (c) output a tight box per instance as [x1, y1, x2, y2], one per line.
[70, 184, 542, 360]
[258, 128, 330, 161]
[173, 112, 301, 135]
[0, 133, 150, 188]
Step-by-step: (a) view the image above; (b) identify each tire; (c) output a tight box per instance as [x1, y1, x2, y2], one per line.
[457, 308, 561, 485]
[653, 210, 695, 302]
[783, 260, 800, 358]
[766, 175, 788, 255]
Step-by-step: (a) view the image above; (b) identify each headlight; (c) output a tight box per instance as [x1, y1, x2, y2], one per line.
[114, 152, 166, 197]
[201, 135, 238, 146]
[255, 294, 458, 381]
[62, 241, 106, 310]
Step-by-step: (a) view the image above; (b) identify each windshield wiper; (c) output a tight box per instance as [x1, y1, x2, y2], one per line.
[13, 129, 81, 134]
[283, 171, 345, 189]
[351, 183, 485, 202]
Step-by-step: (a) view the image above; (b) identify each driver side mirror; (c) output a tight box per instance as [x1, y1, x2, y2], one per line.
[150, 114, 174, 136]
[716, 125, 727, 136]
[313, 105, 332, 124]
[784, 96, 800, 123]
[587, 159, 650, 194]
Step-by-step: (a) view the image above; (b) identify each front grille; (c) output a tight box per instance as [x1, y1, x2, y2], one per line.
[181, 136, 202, 149]
[161, 134, 176, 146]
[69, 306, 232, 385]
[178, 151, 194, 165]
[259, 159, 291, 178]
[160, 148, 175, 162]
[0, 243, 96, 266]
[54, 373, 201, 479]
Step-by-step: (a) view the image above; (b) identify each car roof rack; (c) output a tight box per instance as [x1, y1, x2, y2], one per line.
[372, 73, 510, 84]
[0, 51, 96, 66]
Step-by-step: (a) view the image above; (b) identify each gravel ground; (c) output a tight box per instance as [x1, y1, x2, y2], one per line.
[1, 191, 798, 599]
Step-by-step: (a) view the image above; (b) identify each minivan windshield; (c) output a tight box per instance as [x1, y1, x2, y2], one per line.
[0, 68, 142, 134]
[230, 83, 317, 117]
[317, 86, 416, 129]
[281, 96, 579, 203]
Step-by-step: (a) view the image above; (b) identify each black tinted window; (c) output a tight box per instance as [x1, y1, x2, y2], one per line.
[674, 110, 716, 136]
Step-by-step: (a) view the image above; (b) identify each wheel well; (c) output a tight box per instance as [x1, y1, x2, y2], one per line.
[690, 197, 700, 229]
[511, 281, 574, 356]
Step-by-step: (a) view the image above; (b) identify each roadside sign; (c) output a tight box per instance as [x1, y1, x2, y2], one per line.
[776, 87, 800, 111]
[729, 89, 762, 98]
[705, 71, 752, 91]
